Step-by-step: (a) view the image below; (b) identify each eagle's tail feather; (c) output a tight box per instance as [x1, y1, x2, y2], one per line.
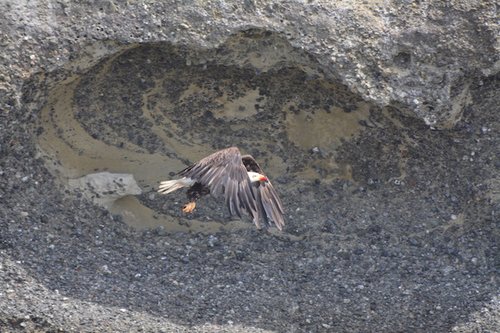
[158, 178, 188, 194]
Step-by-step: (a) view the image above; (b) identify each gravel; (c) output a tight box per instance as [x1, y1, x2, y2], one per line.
[0, 24, 499, 333]
[0, 1, 500, 332]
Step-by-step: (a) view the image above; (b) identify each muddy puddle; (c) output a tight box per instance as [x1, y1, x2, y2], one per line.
[36, 37, 375, 232]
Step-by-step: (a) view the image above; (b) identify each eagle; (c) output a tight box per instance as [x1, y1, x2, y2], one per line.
[158, 147, 285, 230]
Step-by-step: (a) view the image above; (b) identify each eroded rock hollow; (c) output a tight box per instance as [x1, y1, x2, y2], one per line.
[36, 35, 376, 232]
[1, 1, 498, 332]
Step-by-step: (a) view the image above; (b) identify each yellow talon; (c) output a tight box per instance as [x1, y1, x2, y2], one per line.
[182, 202, 196, 213]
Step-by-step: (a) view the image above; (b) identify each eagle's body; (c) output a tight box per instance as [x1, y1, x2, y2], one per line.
[158, 147, 284, 230]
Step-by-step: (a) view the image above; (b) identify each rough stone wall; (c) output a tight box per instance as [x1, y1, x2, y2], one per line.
[1, 0, 498, 127]
[1, 1, 499, 332]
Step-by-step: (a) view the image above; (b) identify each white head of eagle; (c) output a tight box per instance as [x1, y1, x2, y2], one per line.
[247, 171, 268, 183]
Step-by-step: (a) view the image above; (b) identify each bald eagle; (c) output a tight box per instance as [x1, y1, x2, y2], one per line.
[158, 147, 285, 230]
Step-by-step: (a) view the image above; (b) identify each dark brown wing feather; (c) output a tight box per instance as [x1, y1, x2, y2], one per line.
[179, 147, 256, 219]
[242, 155, 285, 230]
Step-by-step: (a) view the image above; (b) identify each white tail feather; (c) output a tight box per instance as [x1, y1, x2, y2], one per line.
[158, 177, 194, 194]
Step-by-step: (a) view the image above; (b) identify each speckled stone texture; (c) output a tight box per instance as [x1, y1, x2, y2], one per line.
[1, 0, 498, 127]
[0, 1, 499, 332]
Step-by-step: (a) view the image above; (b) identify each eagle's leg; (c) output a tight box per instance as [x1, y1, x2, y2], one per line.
[182, 202, 196, 213]
[183, 182, 210, 214]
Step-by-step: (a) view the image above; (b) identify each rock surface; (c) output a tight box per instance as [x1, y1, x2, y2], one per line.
[68, 172, 142, 206]
[1, 0, 498, 128]
[0, 1, 499, 332]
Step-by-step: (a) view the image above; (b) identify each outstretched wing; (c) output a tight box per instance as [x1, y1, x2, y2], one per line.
[179, 147, 256, 218]
[241, 155, 285, 230]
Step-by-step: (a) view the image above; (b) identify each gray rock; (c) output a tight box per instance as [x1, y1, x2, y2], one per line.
[0, 1, 498, 332]
[1, 1, 498, 128]
[68, 172, 141, 206]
